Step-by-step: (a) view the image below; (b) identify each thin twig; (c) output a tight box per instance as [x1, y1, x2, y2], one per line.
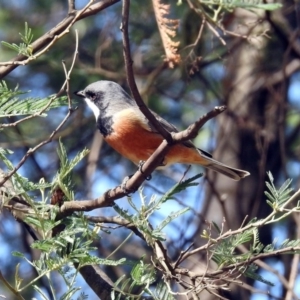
[177, 189, 300, 264]
[0, 0, 120, 77]
[0, 31, 80, 187]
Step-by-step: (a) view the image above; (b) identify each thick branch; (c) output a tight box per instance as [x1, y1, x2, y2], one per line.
[78, 265, 125, 300]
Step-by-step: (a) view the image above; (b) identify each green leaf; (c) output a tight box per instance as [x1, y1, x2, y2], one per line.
[211, 228, 257, 266]
[130, 260, 156, 285]
[60, 287, 82, 300]
[1, 41, 20, 52]
[243, 264, 274, 286]
[32, 285, 49, 300]
[156, 207, 190, 231]
[1, 22, 34, 56]
[0, 95, 69, 117]
[19, 22, 34, 45]
[200, 0, 282, 11]
[265, 172, 293, 208]
[0, 148, 14, 170]
[159, 173, 202, 203]
[152, 281, 175, 300]
[12, 251, 25, 258]
[52, 140, 89, 201]
[15, 263, 23, 290]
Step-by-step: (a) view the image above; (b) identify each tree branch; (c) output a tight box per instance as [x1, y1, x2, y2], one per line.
[0, 0, 120, 78]
[59, 106, 226, 214]
[121, 0, 173, 143]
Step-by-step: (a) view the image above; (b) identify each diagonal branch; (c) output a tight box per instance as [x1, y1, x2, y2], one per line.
[59, 106, 226, 215]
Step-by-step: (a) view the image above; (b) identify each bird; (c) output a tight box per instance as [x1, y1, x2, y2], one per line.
[74, 80, 250, 181]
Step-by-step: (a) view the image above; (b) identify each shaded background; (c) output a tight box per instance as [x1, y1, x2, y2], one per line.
[0, 0, 300, 299]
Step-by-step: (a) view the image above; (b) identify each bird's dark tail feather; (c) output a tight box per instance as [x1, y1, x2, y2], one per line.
[204, 156, 250, 181]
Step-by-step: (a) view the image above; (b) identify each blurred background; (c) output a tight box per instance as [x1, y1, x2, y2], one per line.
[0, 0, 300, 299]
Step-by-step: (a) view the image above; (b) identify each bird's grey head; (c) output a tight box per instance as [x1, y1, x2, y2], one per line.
[74, 80, 135, 120]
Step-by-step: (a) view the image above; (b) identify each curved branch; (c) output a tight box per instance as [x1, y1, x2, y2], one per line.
[121, 0, 173, 143]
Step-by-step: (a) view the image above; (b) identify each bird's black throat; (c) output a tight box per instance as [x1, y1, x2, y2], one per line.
[96, 114, 113, 137]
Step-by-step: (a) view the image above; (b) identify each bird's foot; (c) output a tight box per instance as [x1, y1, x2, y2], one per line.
[121, 175, 134, 194]
[138, 160, 152, 180]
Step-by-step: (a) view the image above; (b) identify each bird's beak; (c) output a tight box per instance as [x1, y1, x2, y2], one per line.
[74, 90, 85, 98]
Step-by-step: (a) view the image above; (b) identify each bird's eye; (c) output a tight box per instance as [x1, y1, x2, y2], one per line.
[86, 91, 96, 101]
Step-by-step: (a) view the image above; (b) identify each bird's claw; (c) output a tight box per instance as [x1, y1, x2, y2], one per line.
[138, 161, 152, 180]
[121, 175, 134, 195]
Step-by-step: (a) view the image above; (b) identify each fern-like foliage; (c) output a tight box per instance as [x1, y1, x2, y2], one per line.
[186, 0, 282, 22]
[207, 172, 300, 287]
[7, 141, 105, 299]
[0, 148, 52, 206]
[199, 0, 282, 11]
[211, 228, 256, 267]
[1, 22, 34, 56]
[265, 171, 293, 210]
[151, 281, 175, 300]
[112, 258, 174, 300]
[263, 238, 300, 254]
[114, 174, 201, 245]
[112, 175, 202, 299]
[51, 140, 89, 201]
[210, 227, 275, 286]
[160, 173, 202, 203]
[0, 81, 69, 118]
[243, 264, 274, 286]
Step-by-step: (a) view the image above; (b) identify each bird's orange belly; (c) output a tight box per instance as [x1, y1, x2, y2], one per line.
[104, 118, 208, 166]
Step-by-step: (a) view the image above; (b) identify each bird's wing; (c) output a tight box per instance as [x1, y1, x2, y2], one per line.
[147, 110, 212, 158]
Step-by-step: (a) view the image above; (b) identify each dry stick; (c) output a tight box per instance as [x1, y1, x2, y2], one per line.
[68, 0, 75, 13]
[88, 216, 145, 241]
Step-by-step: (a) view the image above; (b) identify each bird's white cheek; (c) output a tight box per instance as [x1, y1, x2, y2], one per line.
[84, 98, 100, 120]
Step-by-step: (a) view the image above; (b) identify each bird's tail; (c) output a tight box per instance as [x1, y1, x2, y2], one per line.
[202, 156, 250, 181]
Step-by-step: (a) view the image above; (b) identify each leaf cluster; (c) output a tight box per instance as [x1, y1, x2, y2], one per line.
[187, 0, 282, 22]
[114, 174, 201, 245]
[0, 81, 69, 118]
[1, 22, 34, 57]
[201, 172, 300, 287]
[112, 262, 175, 300]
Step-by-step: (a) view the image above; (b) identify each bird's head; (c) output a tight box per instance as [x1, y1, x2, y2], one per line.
[75, 80, 134, 120]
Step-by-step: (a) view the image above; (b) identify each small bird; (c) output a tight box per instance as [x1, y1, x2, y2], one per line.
[75, 81, 249, 181]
